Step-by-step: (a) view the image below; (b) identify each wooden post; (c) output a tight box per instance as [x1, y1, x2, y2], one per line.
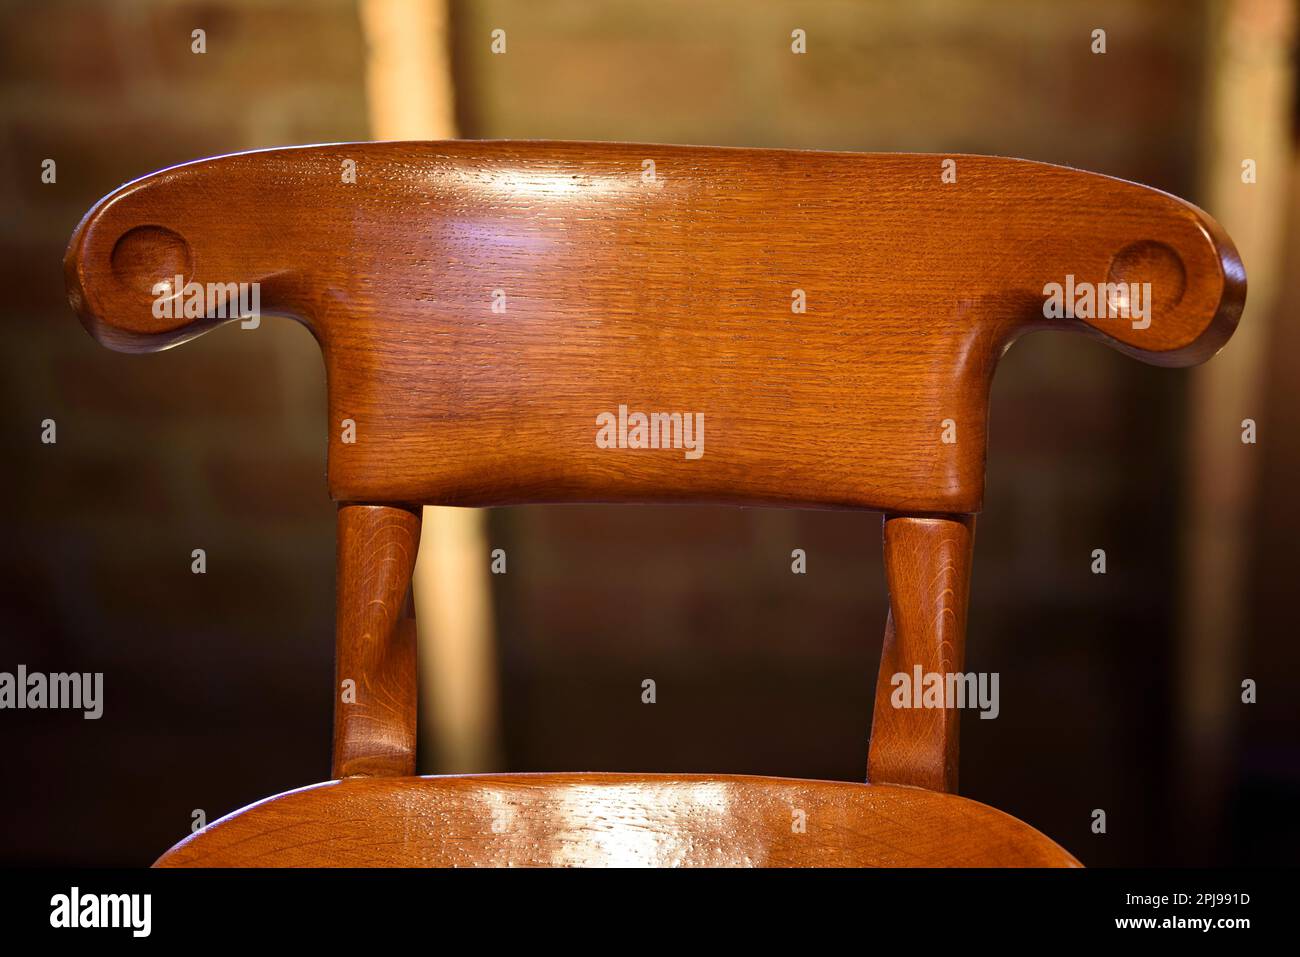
[333, 504, 422, 778]
[868, 514, 976, 793]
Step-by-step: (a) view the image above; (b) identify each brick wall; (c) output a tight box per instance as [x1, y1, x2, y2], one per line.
[1, 0, 368, 863]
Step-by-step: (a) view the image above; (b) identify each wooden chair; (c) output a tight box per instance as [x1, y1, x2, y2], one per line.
[64, 141, 1245, 867]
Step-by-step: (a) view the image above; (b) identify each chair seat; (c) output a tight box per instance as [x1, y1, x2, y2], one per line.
[155, 772, 1080, 867]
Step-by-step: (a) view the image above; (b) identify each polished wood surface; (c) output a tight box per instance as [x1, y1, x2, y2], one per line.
[333, 504, 421, 778]
[868, 515, 975, 792]
[64, 141, 1244, 514]
[154, 773, 1081, 868]
[66, 141, 1247, 867]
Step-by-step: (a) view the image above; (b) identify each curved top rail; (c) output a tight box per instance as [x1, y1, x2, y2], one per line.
[65, 141, 1245, 512]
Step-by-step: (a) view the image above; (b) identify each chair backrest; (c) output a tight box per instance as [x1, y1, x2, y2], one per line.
[65, 142, 1243, 515]
[65, 141, 1245, 796]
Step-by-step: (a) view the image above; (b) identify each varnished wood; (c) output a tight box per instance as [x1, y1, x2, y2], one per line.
[65, 141, 1248, 867]
[868, 515, 975, 792]
[154, 773, 1081, 868]
[333, 504, 421, 778]
[64, 141, 1245, 515]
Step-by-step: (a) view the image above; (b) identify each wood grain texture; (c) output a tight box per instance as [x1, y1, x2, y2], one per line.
[64, 141, 1246, 514]
[65, 142, 1249, 867]
[333, 504, 421, 778]
[154, 773, 1081, 868]
[868, 515, 975, 792]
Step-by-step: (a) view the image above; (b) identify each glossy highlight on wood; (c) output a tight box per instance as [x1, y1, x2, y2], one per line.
[155, 773, 1081, 868]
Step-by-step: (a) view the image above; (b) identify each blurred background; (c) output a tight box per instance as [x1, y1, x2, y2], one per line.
[1, 0, 1297, 866]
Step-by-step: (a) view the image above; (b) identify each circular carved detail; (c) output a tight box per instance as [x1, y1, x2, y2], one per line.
[110, 225, 193, 298]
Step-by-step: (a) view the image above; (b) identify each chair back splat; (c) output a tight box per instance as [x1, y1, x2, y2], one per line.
[65, 142, 1245, 867]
